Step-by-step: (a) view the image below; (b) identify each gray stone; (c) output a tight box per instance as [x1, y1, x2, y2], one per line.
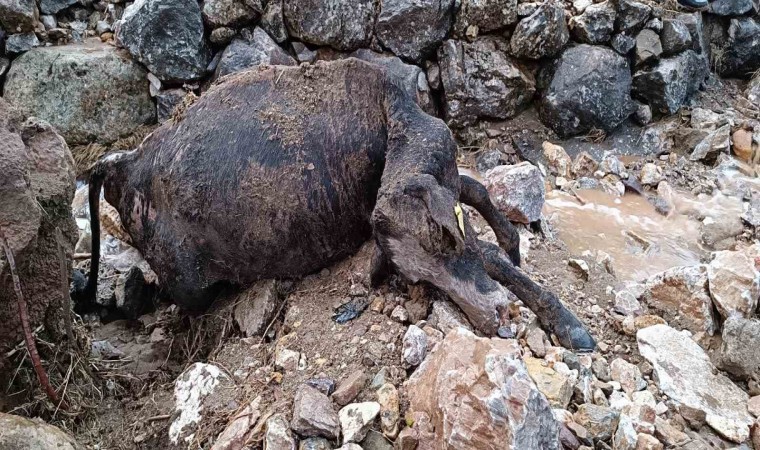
[291, 385, 340, 440]
[402, 324, 428, 368]
[40, 14, 56, 30]
[484, 162, 545, 224]
[156, 89, 187, 123]
[265, 414, 297, 450]
[538, 44, 634, 138]
[634, 102, 652, 125]
[427, 300, 473, 334]
[331, 370, 367, 406]
[261, 0, 287, 43]
[509, 3, 568, 59]
[453, 0, 518, 38]
[361, 430, 393, 450]
[574, 404, 620, 441]
[614, 0, 651, 32]
[214, 27, 295, 80]
[676, 12, 708, 55]
[660, 19, 692, 56]
[283, 0, 374, 51]
[4, 41, 154, 145]
[438, 37, 534, 128]
[708, 0, 754, 16]
[202, 0, 260, 28]
[638, 325, 754, 443]
[713, 17, 760, 78]
[210, 27, 237, 45]
[376, 0, 455, 63]
[569, 1, 616, 44]
[299, 438, 332, 450]
[717, 317, 760, 381]
[635, 29, 662, 66]
[292, 41, 316, 63]
[5, 32, 38, 53]
[0, 413, 84, 450]
[611, 32, 635, 54]
[95, 20, 111, 35]
[690, 123, 730, 163]
[632, 50, 707, 115]
[39, 0, 75, 14]
[232, 279, 280, 337]
[0, 0, 37, 33]
[116, 0, 211, 82]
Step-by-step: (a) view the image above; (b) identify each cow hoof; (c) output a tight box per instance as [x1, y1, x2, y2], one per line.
[551, 309, 597, 352]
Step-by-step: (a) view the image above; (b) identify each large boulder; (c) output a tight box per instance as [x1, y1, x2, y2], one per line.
[214, 27, 295, 80]
[0, 413, 84, 450]
[708, 0, 755, 17]
[538, 44, 634, 138]
[632, 50, 707, 114]
[3, 41, 154, 145]
[638, 325, 753, 443]
[0, 98, 77, 366]
[569, 1, 616, 45]
[640, 265, 717, 335]
[406, 328, 561, 449]
[660, 19, 692, 56]
[438, 37, 535, 127]
[614, 0, 650, 32]
[509, 3, 568, 59]
[376, 0, 455, 63]
[283, 0, 375, 51]
[716, 317, 760, 381]
[0, 0, 38, 33]
[116, 0, 211, 82]
[713, 17, 760, 78]
[202, 0, 262, 28]
[453, 0, 518, 38]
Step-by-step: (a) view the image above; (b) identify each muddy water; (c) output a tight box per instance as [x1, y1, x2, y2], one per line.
[544, 189, 707, 282]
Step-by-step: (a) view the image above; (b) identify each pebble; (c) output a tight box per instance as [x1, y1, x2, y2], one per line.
[339, 402, 381, 443]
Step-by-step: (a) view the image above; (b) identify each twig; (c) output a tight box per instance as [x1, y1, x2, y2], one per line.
[0, 226, 68, 410]
[72, 253, 92, 260]
[146, 414, 171, 422]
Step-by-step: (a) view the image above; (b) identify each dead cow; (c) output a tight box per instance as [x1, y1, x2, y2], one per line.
[85, 59, 595, 351]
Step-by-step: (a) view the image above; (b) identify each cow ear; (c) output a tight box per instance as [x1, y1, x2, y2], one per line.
[403, 174, 465, 255]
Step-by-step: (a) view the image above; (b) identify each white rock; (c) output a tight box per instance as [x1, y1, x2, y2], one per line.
[641, 265, 717, 335]
[707, 246, 760, 320]
[484, 162, 546, 224]
[275, 348, 301, 372]
[610, 358, 643, 395]
[169, 363, 230, 444]
[402, 325, 428, 368]
[637, 325, 753, 443]
[339, 402, 380, 443]
[639, 163, 663, 186]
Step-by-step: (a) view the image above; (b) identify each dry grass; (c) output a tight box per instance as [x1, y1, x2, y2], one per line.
[71, 125, 157, 176]
[579, 127, 607, 143]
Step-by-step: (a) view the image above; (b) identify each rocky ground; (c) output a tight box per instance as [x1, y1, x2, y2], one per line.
[1, 0, 760, 449]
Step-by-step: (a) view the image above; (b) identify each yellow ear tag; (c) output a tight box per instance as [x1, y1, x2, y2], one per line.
[454, 202, 465, 237]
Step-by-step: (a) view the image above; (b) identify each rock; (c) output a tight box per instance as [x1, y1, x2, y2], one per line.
[690, 124, 730, 163]
[406, 328, 560, 448]
[0, 99, 77, 358]
[5, 32, 38, 53]
[438, 38, 535, 127]
[427, 300, 473, 334]
[260, 0, 287, 43]
[569, 1, 616, 44]
[116, 0, 211, 82]
[614, 290, 643, 316]
[708, 0, 754, 17]
[637, 325, 754, 443]
[299, 438, 332, 450]
[156, 89, 188, 123]
[390, 305, 409, 323]
[362, 430, 393, 450]
[291, 384, 341, 440]
[291, 41, 316, 63]
[202, 0, 260, 28]
[635, 434, 663, 450]
[332, 370, 367, 406]
[610, 358, 643, 395]
[732, 129, 754, 164]
[169, 363, 232, 445]
[653, 417, 689, 447]
[351, 49, 434, 114]
[538, 44, 634, 138]
[336, 445, 362, 450]
[453, 0, 518, 38]
[306, 378, 336, 396]
[660, 19, 691, 56]
[639, 163, 663, 186]
[232, 279, 280, 337]
[749, 397, 760, 418]
[509, 3, 568, 59]
[707, 248, 759, 320]
[275, 347, 301, 372]
[215, 27, 296, 80]
[747, 77, 760, 104]
[676, 12, 708, 55]
[716, 18, 760, 78]
[483, 162, 545, 224]
[39, 0, 75, 14]
[568, 259, 590, 281]
[339, 402, 380, 443]
[0, 0, 37, 33]
[543, 142, 572, 178]
[525, 357, 573, 408]
[641, 265, 717, 335]
[632, 50, 706, 115]
[212, 398, 261, 450]
[376, 0, 455, 63]
[376, 383, 400, 438]
[114, 266, 154, 319]
[635, 29, 662, 66]
[717, 317, 760, 381]
[265, 414, 297, 450]
[283, 0, 374, 51]
[572, 152, 599, 179]
[614, 0, 650, 32]
[526, 327, 547, 358]
[633, 102, 652, 126]
[612, 33, 636, 54]
[0, 413, 84, 450]
[574, 404, 620, 441]
[402, 324, 428, 368]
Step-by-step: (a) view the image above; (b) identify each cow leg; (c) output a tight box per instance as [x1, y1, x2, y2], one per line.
[478, 239, 596, 352]
[459, 175, 521, 266]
